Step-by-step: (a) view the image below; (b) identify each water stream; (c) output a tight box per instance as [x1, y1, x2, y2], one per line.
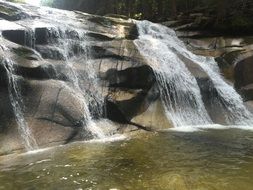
[49, 26, 105, 139]
[134, 20, 253, 127]
[0, 3, 108, 148]
[35, 9, 106, 139]
[135, 21, 212, 127]
[2, 57, 38, 150]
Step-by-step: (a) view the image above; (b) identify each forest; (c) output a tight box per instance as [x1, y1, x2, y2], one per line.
[7, 0, 253, 33]
[46, 0, 253, 33]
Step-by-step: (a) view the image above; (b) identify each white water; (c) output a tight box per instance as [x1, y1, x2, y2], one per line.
[0, 3, 107, 142]
[58, 28, 105, 139]
[2, 58, 38, 150]
[135, 21, 212, 127]
[169, 124, 253, 133]
[189, 57, 253, 125]
[32, 8, 106, 138]
[135, 20, 253, 127]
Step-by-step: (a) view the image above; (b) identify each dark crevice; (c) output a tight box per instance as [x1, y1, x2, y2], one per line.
[51, 86, 65, 121]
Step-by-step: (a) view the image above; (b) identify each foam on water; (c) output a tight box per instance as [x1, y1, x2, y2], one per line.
[169, 124, 253, 132]
[87, 134, 127, 143]
[24, 148, 53, 155]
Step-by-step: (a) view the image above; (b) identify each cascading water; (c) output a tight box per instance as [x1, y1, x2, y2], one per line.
[190, 55, 253, 125]
[134, 20, 253, 127]
[30, 8, 106, 138]
[134, 21, 212, 127]
[1, 54, 38, 150]
[0, 2, 107, 143]
[56, 28, 106, 139]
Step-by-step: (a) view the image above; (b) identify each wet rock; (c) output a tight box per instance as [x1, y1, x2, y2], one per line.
[0, 0, 158, 154]
[2, 30, 27, 46]
[103, 65, 155, 89]
[244, 101, 253, 114]
[3, 0, 253, 154]
[12, 47, 41, 61]
[0, 2, 29, 21]
[174, 19, 253, 99]
[234, 54, 253, 89]
[35, 45, 66, 60]
[35, 27, 58, 45]
[86, 32, 114, 41]
[240, 84, 253, 101]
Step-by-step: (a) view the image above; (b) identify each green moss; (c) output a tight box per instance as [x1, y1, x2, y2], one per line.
[6, 0, 25, 3]
[231, 16, 252, 28]
[105, 14, 129, 20]
[12, 47, 39, 60]
[0, 5, 17, 16]
[88, 16, 115, 28]
[12, 47, 33, 57]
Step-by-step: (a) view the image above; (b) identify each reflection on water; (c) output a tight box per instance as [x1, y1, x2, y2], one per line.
[1, 129, 253, 190]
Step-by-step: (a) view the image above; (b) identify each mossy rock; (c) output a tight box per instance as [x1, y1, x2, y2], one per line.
[0, 3, 28, 20]
[105, 14, 129, 20]
[12, 47, 40, 61]
[88, 16, 116, 28]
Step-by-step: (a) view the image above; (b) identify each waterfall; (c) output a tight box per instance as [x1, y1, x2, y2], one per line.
[24, 28, 35, 49]
[36, 6, 106, 120]
[0, 4, 107, 144]
[34, 24, 106, 138]
[134, 21, 212, 127]
[134, 20, 253, 127]
[188, 55, 253, 125]
[2, 57, 38, 150]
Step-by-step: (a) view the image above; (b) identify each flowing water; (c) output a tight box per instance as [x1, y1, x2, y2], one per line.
[35, 8, 106, 139]
[50, 27, 105, 139]
[1, 46, 38, 150]
[134, 20, 253, 127]
[0, 3, 107, 140]
[134, 21, 212, 126]
[1, 129, 253, 190]
[1, 3, 253, 189]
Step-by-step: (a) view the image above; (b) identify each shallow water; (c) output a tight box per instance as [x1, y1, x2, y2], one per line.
[1, 129, 253, 190]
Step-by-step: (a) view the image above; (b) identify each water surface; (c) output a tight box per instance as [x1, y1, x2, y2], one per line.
[1, 129, 253, 190]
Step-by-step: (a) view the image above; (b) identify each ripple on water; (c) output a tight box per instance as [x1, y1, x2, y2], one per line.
[1, 129, 253, 189]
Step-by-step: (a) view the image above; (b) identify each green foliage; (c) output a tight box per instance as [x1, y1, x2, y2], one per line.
[5, 0, 252, 34]
[41, 0, 54, 6]
[6, 0, 25, 3]
[231, 16, 251, 28]
[47, 0, 252, 23]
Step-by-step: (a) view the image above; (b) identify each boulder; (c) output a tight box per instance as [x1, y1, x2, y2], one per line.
[0, 1, 163, 154]
[240, 84, 253, 101]
[0, 2, 29, 21]
[244, 101, 253, 114]
[234, 54, 253, 89]
[2, 0, 253, 155]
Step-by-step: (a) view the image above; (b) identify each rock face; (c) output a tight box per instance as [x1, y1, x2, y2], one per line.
[162, 15, 253, 117]
[170, 22, 253, 102]
[0, 1, 167, 155]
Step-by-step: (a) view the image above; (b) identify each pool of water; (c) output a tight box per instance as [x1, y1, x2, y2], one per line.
[1, 129, 253, 190]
